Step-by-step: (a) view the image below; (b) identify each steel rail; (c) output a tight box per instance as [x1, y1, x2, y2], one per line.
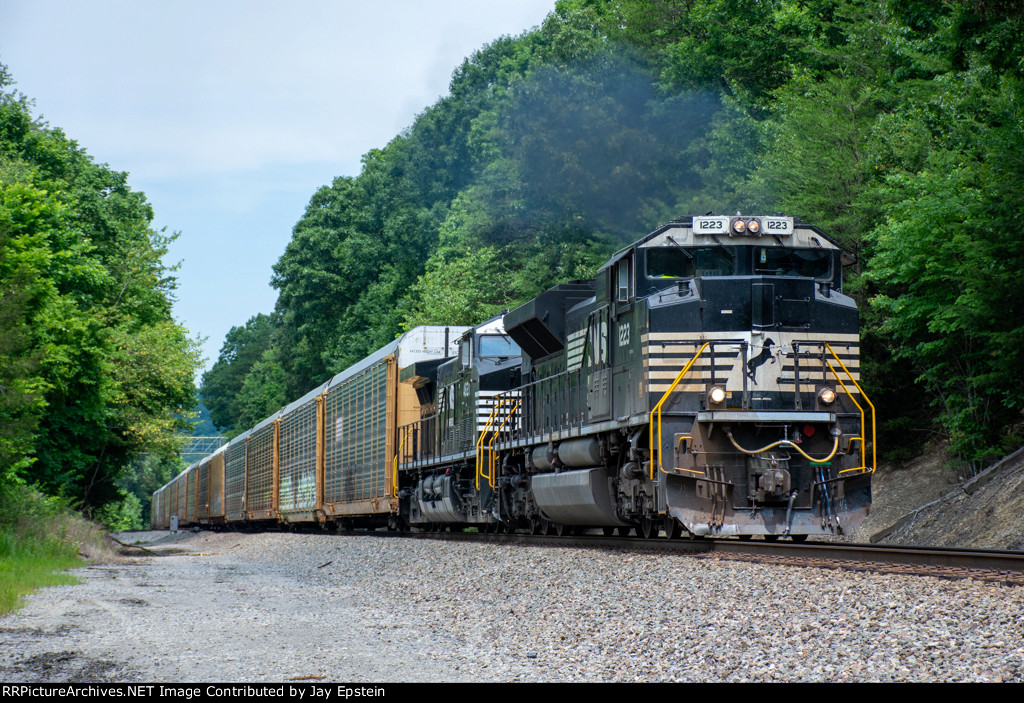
[128, 526, 1024, 581]
[399, 530, 1024, 576]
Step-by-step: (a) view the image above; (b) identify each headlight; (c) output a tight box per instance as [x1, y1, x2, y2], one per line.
[817, 387, 837, 405]
[731, 219, 747, 234]
[747, 218, 761, 234]
[708, 386, 727, 405]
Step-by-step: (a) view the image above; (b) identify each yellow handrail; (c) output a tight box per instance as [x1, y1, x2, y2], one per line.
[476, 398, 508, 490]
[647, 340, 875, 479]
[485, 400, 520, 489]
[393, 425, 410, 493]
[649, 342, 710, 479]
[824, 343, 876, 474]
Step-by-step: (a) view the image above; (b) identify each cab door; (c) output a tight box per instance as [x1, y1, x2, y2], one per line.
[587, 306, 611, 421]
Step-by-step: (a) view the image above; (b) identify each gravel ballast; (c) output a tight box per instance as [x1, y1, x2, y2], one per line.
[1, 530, 1022, 682]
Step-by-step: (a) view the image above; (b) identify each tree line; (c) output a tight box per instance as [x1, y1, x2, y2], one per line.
[0, 64, 200, 526]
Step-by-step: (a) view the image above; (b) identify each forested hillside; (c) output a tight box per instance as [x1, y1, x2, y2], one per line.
[202, 0, 1024, 470]
[0, 64, 200, 526]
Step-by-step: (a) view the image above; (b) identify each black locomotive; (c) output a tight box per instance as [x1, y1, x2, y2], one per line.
[155, 215, 874, 541]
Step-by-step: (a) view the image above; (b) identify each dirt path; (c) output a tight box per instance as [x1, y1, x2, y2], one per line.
[0, 531, 434, 682]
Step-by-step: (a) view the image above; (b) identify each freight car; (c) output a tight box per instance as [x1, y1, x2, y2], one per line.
[155, 215, 875, 541]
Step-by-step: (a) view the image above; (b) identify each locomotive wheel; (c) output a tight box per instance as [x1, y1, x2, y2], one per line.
[664, 518, 683, 540]
[640, 517, 657, 539]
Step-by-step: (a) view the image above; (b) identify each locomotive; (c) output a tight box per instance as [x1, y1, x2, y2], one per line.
[154, 215, 874, 541]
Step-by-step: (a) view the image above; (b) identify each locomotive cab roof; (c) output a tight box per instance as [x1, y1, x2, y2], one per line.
[597, 215, 856, 276]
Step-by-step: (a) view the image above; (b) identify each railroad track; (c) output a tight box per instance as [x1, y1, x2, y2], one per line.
[405, 530, 1024, 586]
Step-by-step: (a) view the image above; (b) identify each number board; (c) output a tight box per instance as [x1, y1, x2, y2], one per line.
[762, 217, 794, 235]
[692, 217, 729, 234]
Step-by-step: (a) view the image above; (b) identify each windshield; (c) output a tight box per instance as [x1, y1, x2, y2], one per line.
[646, 246, 733, 279]
[754, 248, 832, 278]
[478, 335, 520, 358]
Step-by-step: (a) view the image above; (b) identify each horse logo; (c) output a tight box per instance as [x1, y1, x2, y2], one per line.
[746, 338, 776, 385]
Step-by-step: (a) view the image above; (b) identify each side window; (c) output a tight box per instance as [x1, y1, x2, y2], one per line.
[460, 339, 471, 367]
[617, 256, 633, 302]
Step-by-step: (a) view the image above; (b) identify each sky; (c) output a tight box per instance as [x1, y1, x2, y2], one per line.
[0, 0, 556, 381]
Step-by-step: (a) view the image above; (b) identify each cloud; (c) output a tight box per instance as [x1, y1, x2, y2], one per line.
[3, 0, 552, 178]
[1, 0, 555, 378]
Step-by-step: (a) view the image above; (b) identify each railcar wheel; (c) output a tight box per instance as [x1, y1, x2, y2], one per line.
[617, 526, 633, 537]
[531, 517, 549, 535]
[555, 523, 573, 537]
[738, 534, 753, 541]
[640, 517, 657, 540]
[603, 526, 616, 537]
[790, 534, 808, 543]
[664, 518, 683, 540]
[763, 534, 779, 542]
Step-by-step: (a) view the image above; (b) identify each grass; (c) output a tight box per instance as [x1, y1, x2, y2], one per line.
[0, 531, 81, 613]
[0, 483, 106, 616]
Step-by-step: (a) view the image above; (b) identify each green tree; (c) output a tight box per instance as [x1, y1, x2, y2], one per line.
[200, 313, 278, 433]
[0, 66, 200, 509]
[235, 349, 288, 431]
[867, 67, 1024, 465]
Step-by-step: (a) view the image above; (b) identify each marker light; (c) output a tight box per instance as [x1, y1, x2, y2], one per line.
[817, 387, 837, 405]
[708, 386, 727, 405]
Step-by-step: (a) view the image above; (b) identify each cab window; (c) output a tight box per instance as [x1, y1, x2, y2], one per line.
[754, 248, 831, 279]
[646, 246, 733, 279]
[478, 335, 520, 358]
